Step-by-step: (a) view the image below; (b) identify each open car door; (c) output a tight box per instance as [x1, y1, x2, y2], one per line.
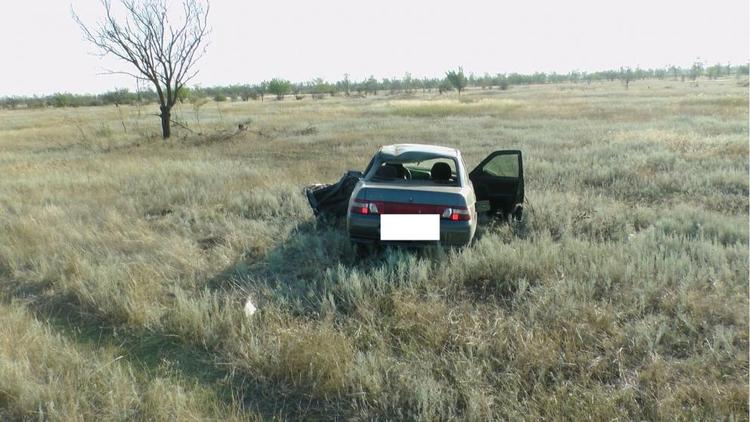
[469, 150, 524, 219]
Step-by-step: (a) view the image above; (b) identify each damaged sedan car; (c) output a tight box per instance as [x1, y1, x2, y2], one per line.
[305, 144, 523, 247]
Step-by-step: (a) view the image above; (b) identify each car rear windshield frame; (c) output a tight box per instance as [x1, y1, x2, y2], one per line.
[364, 155, 462, 187]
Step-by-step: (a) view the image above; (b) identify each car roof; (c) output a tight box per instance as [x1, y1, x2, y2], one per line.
[377, 144, 460, 162]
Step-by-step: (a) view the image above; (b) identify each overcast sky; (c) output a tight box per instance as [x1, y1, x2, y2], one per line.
[1, 0, 747, 96]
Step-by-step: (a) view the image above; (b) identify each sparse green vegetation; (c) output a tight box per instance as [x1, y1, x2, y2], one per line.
[0, 79, 747, 420]
[446, 67, 468, 97]
[4, 65, 748, 110]
[267, 79, 292, 101]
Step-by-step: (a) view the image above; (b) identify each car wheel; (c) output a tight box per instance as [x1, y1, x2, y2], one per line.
[512, 205, 524, 222]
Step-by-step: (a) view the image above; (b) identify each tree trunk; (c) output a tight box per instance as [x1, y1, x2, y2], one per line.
[160, 105, 171, 139]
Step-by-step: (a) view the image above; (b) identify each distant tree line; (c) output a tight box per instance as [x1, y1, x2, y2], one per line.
[2, 63, 747, 109]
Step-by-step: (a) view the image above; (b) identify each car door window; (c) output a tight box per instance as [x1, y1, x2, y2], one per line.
[480, 154, 519, 178]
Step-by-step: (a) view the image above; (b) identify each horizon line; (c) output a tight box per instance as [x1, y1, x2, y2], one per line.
[2, 59, 747, 98]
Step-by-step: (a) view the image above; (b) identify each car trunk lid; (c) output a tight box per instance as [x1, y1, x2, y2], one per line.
[356, 185, 467, 213]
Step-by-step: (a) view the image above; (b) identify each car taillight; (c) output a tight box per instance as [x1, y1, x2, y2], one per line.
[441, 207, 471, 221]
[351, 200, 379, 215]
[352, 200, 468, 220]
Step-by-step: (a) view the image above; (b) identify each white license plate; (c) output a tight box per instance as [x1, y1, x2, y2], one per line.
[380, 214, 440, 241]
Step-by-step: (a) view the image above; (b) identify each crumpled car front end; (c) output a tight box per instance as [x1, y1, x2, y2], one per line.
[304, 170, 362, 220]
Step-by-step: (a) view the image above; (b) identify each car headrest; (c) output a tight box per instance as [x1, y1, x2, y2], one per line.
[431, 162, 451, 181]
[375, 164, 400, 179]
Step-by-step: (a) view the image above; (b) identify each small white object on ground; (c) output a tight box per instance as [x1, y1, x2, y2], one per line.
[244, 297, 257, 317]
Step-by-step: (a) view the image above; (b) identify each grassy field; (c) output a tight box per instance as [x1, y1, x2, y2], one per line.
[0, 79, 747, 420]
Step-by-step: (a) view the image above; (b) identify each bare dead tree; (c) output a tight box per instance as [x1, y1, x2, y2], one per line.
[73, 0, 209, 139]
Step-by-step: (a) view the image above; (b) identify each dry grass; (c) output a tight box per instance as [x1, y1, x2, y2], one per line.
[0, 78, 747, 420]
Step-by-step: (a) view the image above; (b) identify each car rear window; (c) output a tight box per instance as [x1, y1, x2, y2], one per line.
[369, 158, 459, 186]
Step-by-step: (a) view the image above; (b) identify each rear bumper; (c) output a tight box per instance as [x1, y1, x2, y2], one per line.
[348, 214, 474, 246]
